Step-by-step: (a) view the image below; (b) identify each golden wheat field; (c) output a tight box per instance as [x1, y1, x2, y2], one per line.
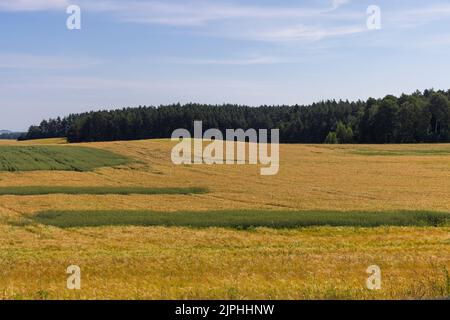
[0, 138, 449, 299]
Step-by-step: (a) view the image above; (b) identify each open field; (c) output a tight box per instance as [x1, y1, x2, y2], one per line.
[0, 139, 449, 299]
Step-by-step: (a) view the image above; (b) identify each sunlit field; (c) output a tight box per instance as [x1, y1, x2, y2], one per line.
[0, 138, 449, 299]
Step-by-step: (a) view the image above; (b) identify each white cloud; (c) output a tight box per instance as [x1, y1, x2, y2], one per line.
[0, 0, 68, 11]
[331, 0, 350, 10]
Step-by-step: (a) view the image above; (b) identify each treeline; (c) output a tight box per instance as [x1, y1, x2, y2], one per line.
[20, 89, 450, 144]
[0, 132, 25, 140]
[19, 115, 79, 141]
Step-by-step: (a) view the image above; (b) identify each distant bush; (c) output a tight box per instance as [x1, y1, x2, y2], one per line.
[324, 132, 338, 144]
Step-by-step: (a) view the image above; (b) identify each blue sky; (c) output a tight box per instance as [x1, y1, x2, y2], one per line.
[1, 0, 450, 130]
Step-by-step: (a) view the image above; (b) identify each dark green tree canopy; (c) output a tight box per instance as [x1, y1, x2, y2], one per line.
[20, 89, 450, 144]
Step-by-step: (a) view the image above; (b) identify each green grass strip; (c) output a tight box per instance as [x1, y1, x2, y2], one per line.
[0, 186, 208, 196]
[32, 210, 450, 229]
[0, 146, 130, 172]
[350, 148, 450, 156]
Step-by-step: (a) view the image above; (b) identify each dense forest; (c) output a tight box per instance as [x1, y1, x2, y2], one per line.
[20, 89, 450, 144]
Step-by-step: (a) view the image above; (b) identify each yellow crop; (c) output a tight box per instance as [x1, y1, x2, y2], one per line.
[0, 139, 449, 299]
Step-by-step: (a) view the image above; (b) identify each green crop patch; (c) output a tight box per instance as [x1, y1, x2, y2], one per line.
[350, 148, 450, 156]
[0, 186, 208, 196]
[0, 146, 130, 171]
[32, 210, 450, 229]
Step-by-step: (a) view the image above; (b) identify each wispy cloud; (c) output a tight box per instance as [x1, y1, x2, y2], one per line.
[331, 0, 350, 10]
[0, 53, 101, 69]
[0, 0, 349, 19]
[386, 3, 450, 28]
[159, 56, 296, 65]
[3, 1, 450, 46]
[0, 0, 68, 11]
[0, 0, 366, 43]
[242, 25, 366, 43]
[90, 1, 367, 44]
[89, 1, 349, 26]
